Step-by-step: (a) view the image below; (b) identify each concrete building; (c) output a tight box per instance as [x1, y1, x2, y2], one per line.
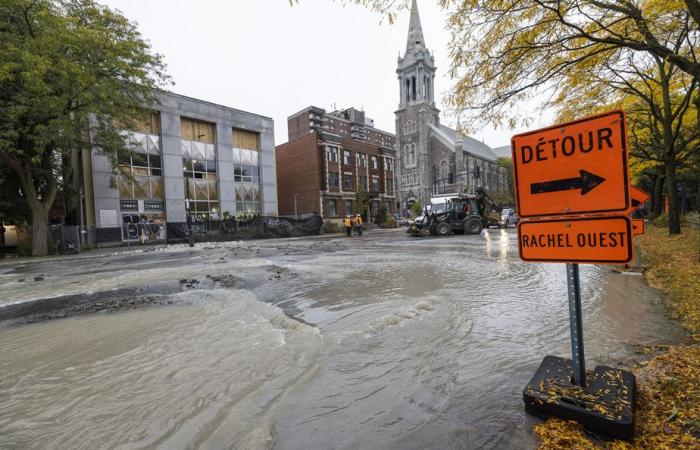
[277, 107, 397, 223]
[395, 0, 508, 214]
[77, 90, 277, 245]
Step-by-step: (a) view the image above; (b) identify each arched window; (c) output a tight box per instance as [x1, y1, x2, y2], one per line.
[411, 76, 416, 101]
[405, 79, 410, 103]
[409, 144, 416, 167]
[440, 160, 448, 181]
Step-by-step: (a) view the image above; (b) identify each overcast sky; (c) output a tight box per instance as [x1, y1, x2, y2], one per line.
[101, 0, 552, 149]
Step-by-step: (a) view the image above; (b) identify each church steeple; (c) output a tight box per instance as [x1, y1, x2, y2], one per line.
[397, 0, 436, 107]
[406, 0, 425, 51]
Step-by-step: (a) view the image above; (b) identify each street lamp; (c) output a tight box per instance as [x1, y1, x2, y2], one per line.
[184, 170, 194, 247]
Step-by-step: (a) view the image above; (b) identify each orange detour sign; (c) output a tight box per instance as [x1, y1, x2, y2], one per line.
[632, 219, 645, 236]
[517, 216, 633, 264]
[626, 186, 650, 215]
[512, 111, 630, 218]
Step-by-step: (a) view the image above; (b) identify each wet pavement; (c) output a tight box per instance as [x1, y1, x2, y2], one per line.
[0, 229, 683, 449]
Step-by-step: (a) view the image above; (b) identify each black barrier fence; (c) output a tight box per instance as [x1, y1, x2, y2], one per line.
[166, 215, 323, 243]
[49, 225, 82, 254]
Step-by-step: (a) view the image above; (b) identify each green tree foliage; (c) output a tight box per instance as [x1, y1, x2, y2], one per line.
[376, 205, 388, 225]
[0, 0, 168, 255]
[410, 198, 423, 217]
[494, 156, 514, 205]
[0, 165, 31, 225]
[355, 187, 370, 216]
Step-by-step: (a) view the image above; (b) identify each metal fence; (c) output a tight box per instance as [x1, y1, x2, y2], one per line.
[167, 215, 323, 243]
[47, 215, 323, 253]
[49, 225, 83, 254]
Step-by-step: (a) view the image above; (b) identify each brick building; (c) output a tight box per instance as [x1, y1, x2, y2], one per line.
[277, 107, 397, 223]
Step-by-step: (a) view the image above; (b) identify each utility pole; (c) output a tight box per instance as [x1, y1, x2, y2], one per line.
[78, 187, 85, 250]
[293, 193, 298, 219]
[185, 175, 194, 247]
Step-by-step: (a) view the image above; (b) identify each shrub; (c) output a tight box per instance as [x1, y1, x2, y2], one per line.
[322, 221, 341, 234]
[410, 199, 423, 218]
[17, 237, 59, 256]
[682, 211, 699, 225]
[376, 206, 388, 225]
[17, 239, 32, 257]
[652, 213, 668, 227]
[382, 217, 398, 228]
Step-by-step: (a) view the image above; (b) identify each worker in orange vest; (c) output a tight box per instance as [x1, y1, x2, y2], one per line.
[354, 214, 363, 236]
[344, 215, 353, 237]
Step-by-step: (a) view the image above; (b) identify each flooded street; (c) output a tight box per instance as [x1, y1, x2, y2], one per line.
[0, 229, 682, 449]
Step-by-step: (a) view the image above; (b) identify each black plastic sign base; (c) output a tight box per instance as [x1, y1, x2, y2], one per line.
[523, 355, 636, 441]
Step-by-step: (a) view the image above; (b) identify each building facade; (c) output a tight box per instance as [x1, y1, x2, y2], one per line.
[277, 107, 397, 223]
[395, 0, 508, 214]
[287, 106, 396, 148]
[79, 90, 277, 244]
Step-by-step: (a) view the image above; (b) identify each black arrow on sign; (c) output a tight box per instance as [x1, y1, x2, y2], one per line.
[530, 170, 606, 195]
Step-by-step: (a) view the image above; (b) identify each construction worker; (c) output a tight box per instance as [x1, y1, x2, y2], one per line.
[354, 214, 363, 236]
[344, 215, 353, 237]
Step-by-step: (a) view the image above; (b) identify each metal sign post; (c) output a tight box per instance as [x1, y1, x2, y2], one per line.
[566, 263, 586, 386]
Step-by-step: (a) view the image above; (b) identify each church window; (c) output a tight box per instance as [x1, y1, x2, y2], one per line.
[418, 67, 423, 98]
[405, 79, 410, 103]
[409, 144, 416, 167]
[411, 76, 416, 101]
[440, 160, 448, 181]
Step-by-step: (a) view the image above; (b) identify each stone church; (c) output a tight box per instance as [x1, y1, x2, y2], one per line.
[396, 0, 508, 214]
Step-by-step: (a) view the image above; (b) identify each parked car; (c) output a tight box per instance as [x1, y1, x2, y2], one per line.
[393, 213, 410, 227]
[499, 208, 519, 227]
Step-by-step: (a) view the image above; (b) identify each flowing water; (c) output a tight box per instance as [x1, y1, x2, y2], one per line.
[0, 229, 682, 449]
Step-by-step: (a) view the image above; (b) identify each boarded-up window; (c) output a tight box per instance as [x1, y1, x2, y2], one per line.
[232, 129, 259, 150]
[116, 110, 161, 134]
[181, 117, 216, 144]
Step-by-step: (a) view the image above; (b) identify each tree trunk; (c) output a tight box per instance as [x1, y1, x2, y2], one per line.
[658, 61, 681, 234]
[31, 207, 50, 256]
[652, 168, 665, 217]
[665, 156, 681, 235]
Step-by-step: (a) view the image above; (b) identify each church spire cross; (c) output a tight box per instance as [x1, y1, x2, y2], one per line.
[406, 0, 425, 51]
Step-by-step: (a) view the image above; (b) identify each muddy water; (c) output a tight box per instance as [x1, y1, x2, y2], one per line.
[0, 230, 682, 449]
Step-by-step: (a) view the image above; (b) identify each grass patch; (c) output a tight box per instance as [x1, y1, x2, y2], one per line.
[637, 225, 700, 335]
[534, 224, 700, 448]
